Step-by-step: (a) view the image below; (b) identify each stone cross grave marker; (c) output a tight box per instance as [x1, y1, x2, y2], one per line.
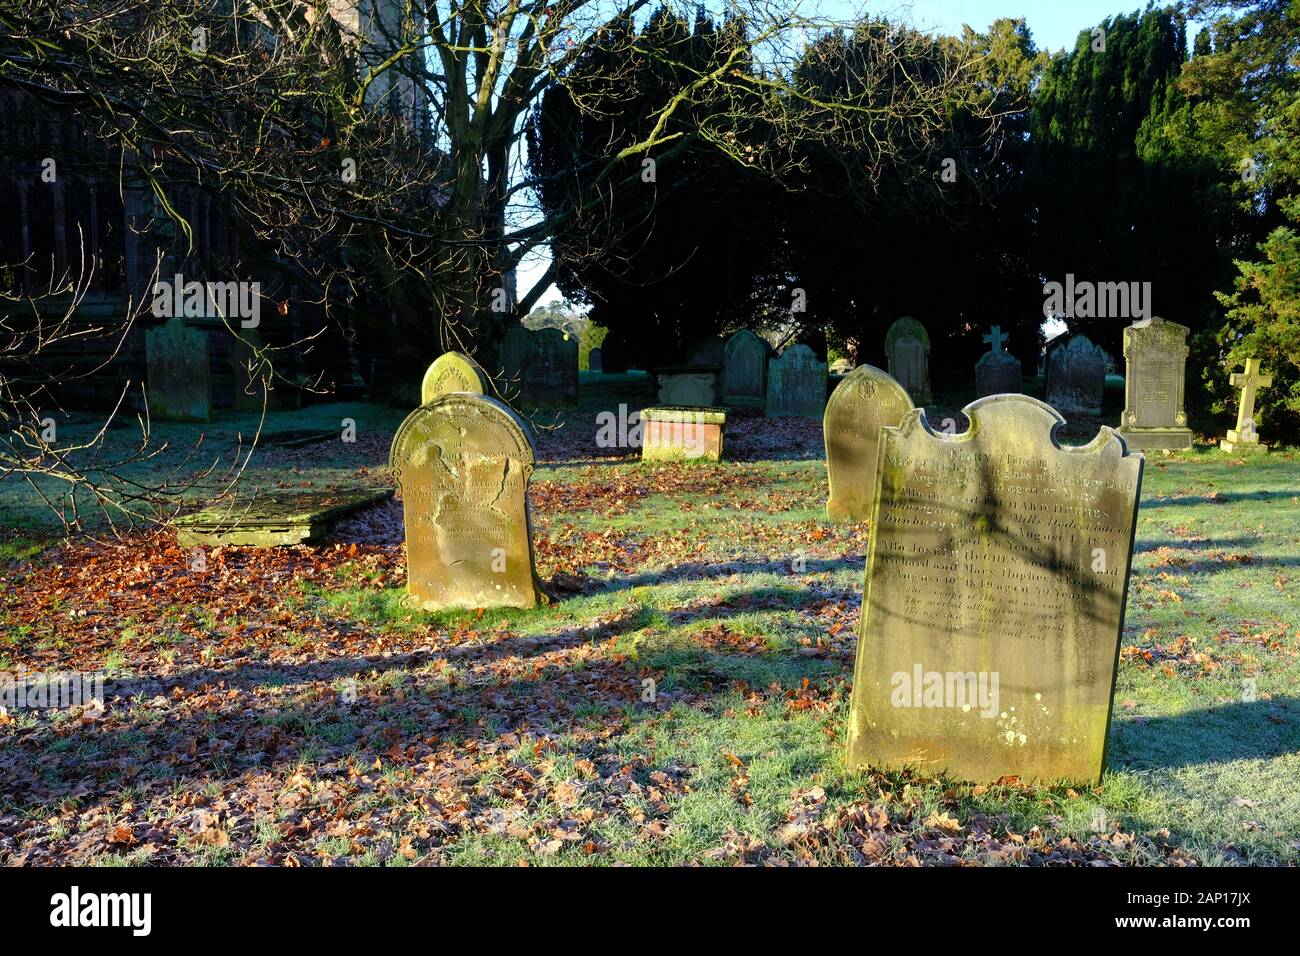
[975, 325, 1022, 398]
[765, 344, 827, 419]
[1220, 359, 1274, 453]
[884, 317, 932, 404]
[1116, 317, 1193, 450]
[421, 351, 488, 404]
[390, 393, 543, 610]
[824, 365, 913, 522]
[1046, 335, 1106, 416]
[845, 395, 1144, 784]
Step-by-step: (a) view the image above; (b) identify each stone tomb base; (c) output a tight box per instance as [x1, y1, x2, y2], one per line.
[1116, 425, 1193, 451]
[176, 486, 393, 547]
[641, 407, 725, 462]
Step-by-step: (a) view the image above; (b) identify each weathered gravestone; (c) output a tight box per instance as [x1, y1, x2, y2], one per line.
[500, 327, 578, 405]
[829, 358, 854, 375]
[974, 325, 1022, 398]
[1117, 317, 1193, 450]
[884, 317, 932, 405]
[1046, 335, 1106, 415]
[1220, 358, 1274, 453]
[390, 393, 543, 610]
[587, 347, 603, 372]
[845, 395, 1144, 784]
[421, 351, 488, 404]
[722, 330, 768, 408]
[687, 336, 725, 368]
[824, 365, 913, 522]
[765, 344, 827, 419]
[146, 316, 212, 421]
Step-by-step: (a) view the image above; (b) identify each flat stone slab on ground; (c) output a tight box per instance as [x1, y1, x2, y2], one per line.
[175, 486, 394, 547]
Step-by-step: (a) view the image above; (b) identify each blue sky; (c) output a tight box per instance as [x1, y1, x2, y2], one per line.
[835, 0, 1152, 53]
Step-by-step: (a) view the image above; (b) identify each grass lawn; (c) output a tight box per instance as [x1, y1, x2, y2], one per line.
[1, 374, 1297, 866]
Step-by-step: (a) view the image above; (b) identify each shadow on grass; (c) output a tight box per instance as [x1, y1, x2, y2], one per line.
[1141, 490, 1300, 509]
[598, 557, 864, 592]
[0, 586, 842, 815]
[1134, 535, 1262, 552]
[1109, 696, 1300, 770]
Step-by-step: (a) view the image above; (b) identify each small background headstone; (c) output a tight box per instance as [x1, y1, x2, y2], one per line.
[722, 330, 768, 408]
[884, 317, 932, 405]
[765, 344, 827, 419]
[1116, 317, 1193, 450]
[974, 326, 1022, 398]
[1046, 334, 1106, 415]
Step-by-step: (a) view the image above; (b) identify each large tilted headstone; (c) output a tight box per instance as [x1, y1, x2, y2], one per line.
[845, 395, 1144, 784]
[721, 329, 768, 408]
[1220, 358, 1274, 453]
[884, 317, 932, 405]
[765, 344, 827, 419]
[1117, 317, 1193, 450]
[974, 325, 1022, 398]
[390, 393, 543, 610]
[146, 316, 212, 422]
[421, 351, 488, 404]
[1046, 334, 1106, 415]
[824, 365, 913, 522]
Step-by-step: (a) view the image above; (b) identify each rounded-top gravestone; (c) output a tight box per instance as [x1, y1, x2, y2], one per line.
[420, 351, 489, 404]
[390, 393, 544, 611]
[722, 329, 768, 408]
[823, 365, 913, 522]
[1045, 335, 1106, 415]
[884, 317, 932, 405]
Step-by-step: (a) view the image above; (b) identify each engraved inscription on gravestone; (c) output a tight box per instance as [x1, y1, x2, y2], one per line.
[390, 394, 543, 610]
[824, 366, 913, 522]
[1117, 317, 1193, 450]
[1046, 335, 1106, 415]
[845, 395, 1144, 784]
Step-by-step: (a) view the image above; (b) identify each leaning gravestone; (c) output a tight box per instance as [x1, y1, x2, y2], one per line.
[845, 395, 1144, 784]
[1046, 335, 1106, 415]
[390, 393, 543, 610]
[722, 330, 768, 408]
[974, 325, 1022, 398]
[146, 316, 212, 421]
[766, 344, 827, 419]
[421, 351, 488, 404]
[1116, 316, 1193, 450]
[824, 366, 912, 522]
[884, 317, 932, 404]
